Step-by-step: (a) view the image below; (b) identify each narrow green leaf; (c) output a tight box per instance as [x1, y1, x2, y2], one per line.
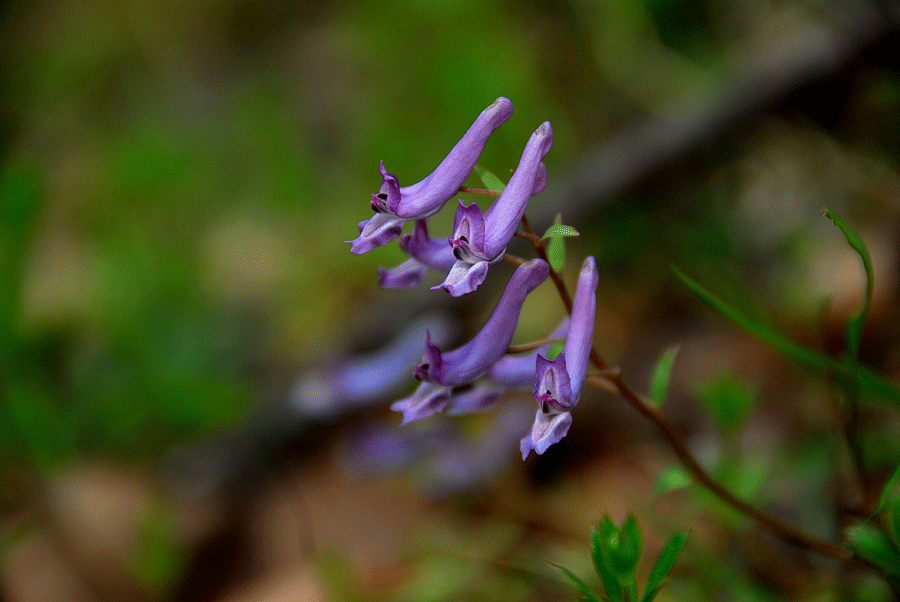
[609, 515, 643, 578]
[592, 525, 624, 602]
[542, 223, 581, 239]
[641, 532, 687, 602]
[650, 346, 679, 407]
[546, 342, 564, 360]
[877, 465, 900, 515]
[672, 267, 900, 405]
[847, 523, 900, 578]
[551, 563, 603, 602]
[696, 372, 756, 433]
[547, 235, 566, 271]
[825, 209, 873, 359]
[652, 465, 691, 497]
[472, 164, 505, 192]
[891, 496, 900, 547]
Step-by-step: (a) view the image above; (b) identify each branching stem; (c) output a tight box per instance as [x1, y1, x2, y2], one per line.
[520, 212, 857, 565]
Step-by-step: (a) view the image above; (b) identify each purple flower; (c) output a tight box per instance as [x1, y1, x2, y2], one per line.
[377, 220, 456, 289]
[521, 256, 598, 459]
[434, 121, 553, 296]
[291, 313, 456, 419]
[348, 98, 514, 254]
[391, 258, 550, 424]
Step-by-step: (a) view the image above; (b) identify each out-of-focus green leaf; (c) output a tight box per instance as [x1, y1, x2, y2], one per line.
[642, 532, 687, 602]
[650, 346, 679, 407]
[128, 500, 186, 594]
[673, 267, 900, 405]
[825, 209, 873, 360]
[696, 372, 755, 433]
[551, 563, 603, 602]
[546, 342, 564, 360]
[6, 379, 76, 472]
[891, 496, 900, 548]
[653, 465, 691, 497]
[847, 523, 900, 578]
[472, 164, 505, 192]
[877, 465, 900, 515]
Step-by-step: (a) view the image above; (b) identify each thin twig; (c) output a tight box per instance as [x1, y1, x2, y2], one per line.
[523, 222, 856, 564]
[458, 186, 502, 197]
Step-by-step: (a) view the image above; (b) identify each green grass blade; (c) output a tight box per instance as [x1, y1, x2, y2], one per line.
[650, 346, 679, 407]
[672, 267, 900, 405]
[550, 563, 603, 602]
[641, 532, 687, 602]
[472, 164, 505, 192]
[824, 209, 873, 359]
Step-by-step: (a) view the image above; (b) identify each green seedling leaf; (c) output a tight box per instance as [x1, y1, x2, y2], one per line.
[696, 372, 756, 434]
[672, 267, 900, 405]
[541, 214, 580, 272]
[546, 341, 564, 360]
[551, 564, 603, 602]
[847, 523, 900, 578]
[877, 465, 900, 515]
[609, 515, 643, 578]
[642, 532, 687, 602]
[652, 465, 691, 497]
[891, 496, 900, 547]
[546, 235, 566, 272]
[592, 523, 624, 602]
[825, 209, 873, 359]
[542, 223, 581, 239]
[650, 346, 679, 407]
[472, 164, 505, 193]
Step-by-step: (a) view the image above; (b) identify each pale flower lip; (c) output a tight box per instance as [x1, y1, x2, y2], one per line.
[521, 256, 598, 459]
[348, 97, 514, 254]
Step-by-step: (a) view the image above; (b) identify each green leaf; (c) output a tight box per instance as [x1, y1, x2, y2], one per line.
[696, 372, 756, 433]
[891, 496, 900, 548]
[609, 515, 643, 578]
[650, 346, 679, 407]
[592, 523, 624, 602]
[546, 342, 564, 360]
[551, 563, 603, 602]
[877, 465, 900, 515]
[652, 465, 691, 497]
[472, 164, 505, 192]
[847, 523, 900, 578]
[641, 532, 687, 602]
[673, 267, 900, 406]
[825, 209, 873, 360]
[546, 235, 566, 272]
[542, 223, 581, 239]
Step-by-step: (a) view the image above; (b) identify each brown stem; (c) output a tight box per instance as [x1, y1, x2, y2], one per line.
[520, 214, 573, 314]
[458, 186, 502, 197]
[502, 254, 526, 266]
[506, 338, 566, 354]
[523, 212, 856, 562]
[584, 373, 853, 562]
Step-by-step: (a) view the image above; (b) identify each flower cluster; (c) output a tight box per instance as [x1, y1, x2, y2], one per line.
[348, 98, 598, 458]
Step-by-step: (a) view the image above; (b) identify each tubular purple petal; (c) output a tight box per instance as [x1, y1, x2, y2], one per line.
[567, 256, 598, 401]
[399, 220, 456, 270]
[416, 258, 549, 386]
[481, 121, 553, 258]
[348, 97, 514, 253]
[488, 318, 570, 386]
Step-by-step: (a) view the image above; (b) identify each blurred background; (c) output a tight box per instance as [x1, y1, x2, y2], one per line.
[2, 0, 900, 600]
